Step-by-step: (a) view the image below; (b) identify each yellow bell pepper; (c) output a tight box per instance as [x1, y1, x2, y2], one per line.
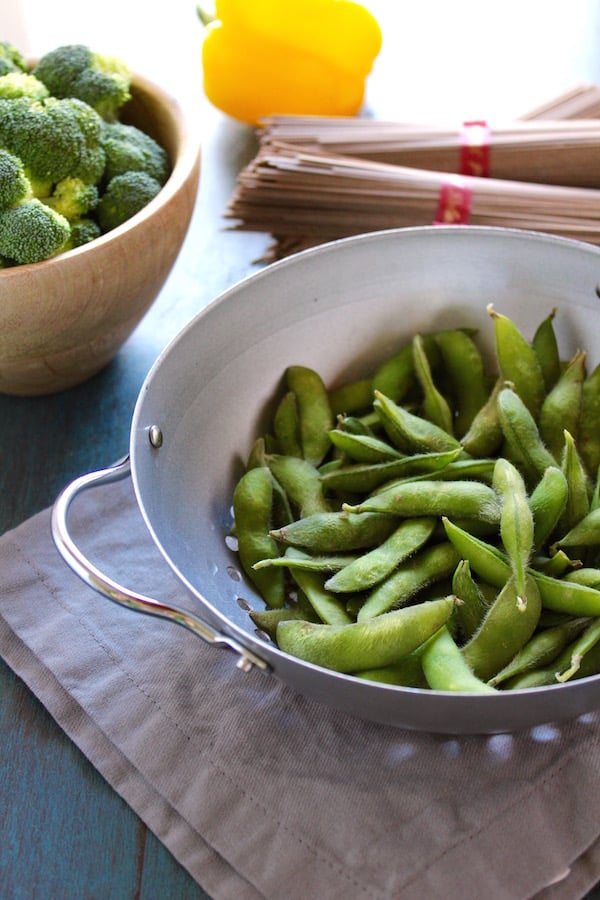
[198, 0, 383, 125]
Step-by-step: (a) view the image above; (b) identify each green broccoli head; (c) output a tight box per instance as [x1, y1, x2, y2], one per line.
[0, 95, 106, 195]
[34, 44, 132, 121]
[0, 72, 50, 101]
[0, 197, 71, 264]
[97, 170, 162, 232]
[65, 216, 102, 249]
[46, 176, 99, 221]
[102, 121, 170, 185]
[0, 41, 27, 77]
[0, 148, 32, 209]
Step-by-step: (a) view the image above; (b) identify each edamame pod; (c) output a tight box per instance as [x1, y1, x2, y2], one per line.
[528, 465, 568, 550]
[422, 626, 496, 693]
[324, 516, 436, 593]
[532, 307, 561, 392]
[461, 574, 542, 682]
[284, 549, 354, 625]
[412, 333, 454, 435]
[560, 430, 591, 532]
[489, 616, 590, 686]
[357, 541, 460, 620]
[538, 349, 586, 462]
[493, 457, 534, 605]
[270, 510, 397, 552]
[553, 506, 600, 552]
[578, 361, 600, 478]
[319, 448, 462, 494]
[285, 365, 334, 466]
[460, 377, 504, 458]
[232, 466, 285, 608]
[488, 304, 546, 418]
[329, 378, 373, 416]
[434, 328, 489, 436]
[373, 390, 462, 454]
[442, 517, 510, 588]
[452, 559, 489, 640]
[276, 595, 456, 672]
[496, 387, 556, 482]
[267, 454, 330, 517]
[250, 605, 316, 640]
[343, 479, 501, 524]
[354, 646, 428, 688]
[371, 343, 416, 403]
[327, 429, 404, 463]
[273, 391, 302, 458]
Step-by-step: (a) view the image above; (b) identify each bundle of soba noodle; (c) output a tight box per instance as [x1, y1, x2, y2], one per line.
[225, 83, 600, 260]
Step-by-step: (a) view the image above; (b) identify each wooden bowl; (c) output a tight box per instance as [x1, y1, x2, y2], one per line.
[0, 73, 201, 396]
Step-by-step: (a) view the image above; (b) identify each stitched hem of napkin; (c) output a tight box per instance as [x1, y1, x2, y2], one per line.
[0, 615, 265, 900]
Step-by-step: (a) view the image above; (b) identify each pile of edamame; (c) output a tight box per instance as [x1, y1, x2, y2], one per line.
[231, 304, 600, 692]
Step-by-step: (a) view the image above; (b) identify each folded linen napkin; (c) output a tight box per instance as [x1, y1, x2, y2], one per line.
[2, 473, 600, 900]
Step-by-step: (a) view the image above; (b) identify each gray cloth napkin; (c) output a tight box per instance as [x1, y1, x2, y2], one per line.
[2, 474, 600, 900]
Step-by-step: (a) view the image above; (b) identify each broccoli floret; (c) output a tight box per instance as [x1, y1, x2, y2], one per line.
[102, 121, 170, 185]
[65, 216, 102, 249]
[0, 148, 32, 209]
[97, 171, 162, 232]
[0, 72, 49, 101]
[34, 44, 131, 121]
[0, 41, 27, 77]
[0, 198, 70, 264]
[0, 95, 106, 194]
[46, 176, 98, 221]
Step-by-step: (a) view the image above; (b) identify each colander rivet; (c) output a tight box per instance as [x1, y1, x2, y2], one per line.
[148, 425, 163, 448]
[237, 657, 254, 673]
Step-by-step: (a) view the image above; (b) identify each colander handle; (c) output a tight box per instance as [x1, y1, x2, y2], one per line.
[51, 457, 269, 674]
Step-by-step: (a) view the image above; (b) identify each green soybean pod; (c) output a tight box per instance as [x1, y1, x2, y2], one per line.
[343, 479, 501, 525]
[324, 516, 436, 593]
[532, 569, 600, 616]
[564, 567, 600, 588]
[461, 574, 542, 682]
[249, 606, 317, 640]
[493, 457, 534, 605]
[554, 616, 600, 682]
[496, 386, 556, 482]
[489, 615, 591, 686]
[371, 342, 417, 403]
[442, 517, 510, 588]
[318, 448, 462, 495]
[373, 390, 462, 454]
[412, 333, 454, 435]
[452, 559, 489, 640]
[538, 349, 586, 462]
[487, 303, 546, 418]
[266, 454, 330, 518]
[270, 510, 397, 552]
[528, 465, 568, 551]
[328, 378, 373, 417]
[354, 645, 429, 688]
[501, 637, 600, 689]
[578, 361, 600, 479]
[460, 377, 504, 459]
[232, 466, 285, 608]
[357, 541, 460, 621]
[273, 391, 302, 458]
[422, 625, 497, 693]
[328, 429, 404, 463]
[284, 549, 354, 626]
[285, 365, 334, 466]
[532, 306, 561, 392]
[553, 506, 600, 553]
[434, 328, 489, 437]
[560, 429, 591, 532]
[275, 595, 456, 673]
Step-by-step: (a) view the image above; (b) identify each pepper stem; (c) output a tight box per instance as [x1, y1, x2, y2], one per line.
[196, 5, 215, 26]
